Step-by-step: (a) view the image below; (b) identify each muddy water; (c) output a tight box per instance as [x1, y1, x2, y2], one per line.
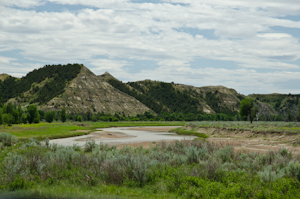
[49, 126, 197, 146]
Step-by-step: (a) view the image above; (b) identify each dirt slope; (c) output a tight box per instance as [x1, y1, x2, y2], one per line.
[41, 66, 152, 115]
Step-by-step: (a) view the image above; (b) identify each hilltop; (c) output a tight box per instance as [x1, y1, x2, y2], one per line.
[0, 64, 151, 116]
[0, 73, 11, 81]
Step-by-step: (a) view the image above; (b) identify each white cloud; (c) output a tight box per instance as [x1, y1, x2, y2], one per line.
[0, 0, 299, 94]
[89, 59, 129, 77]
[0, 0, 44, 8]
[121, 66, 300, 94]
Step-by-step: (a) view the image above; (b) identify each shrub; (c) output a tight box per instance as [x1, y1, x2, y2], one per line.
[84, 139, 96, 152]
[258, 165, 285, 184]
[0, 132, 18, 146]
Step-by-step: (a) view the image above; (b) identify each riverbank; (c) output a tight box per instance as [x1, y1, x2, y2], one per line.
[49, 126, 196, 146]
[0, 121, 186, 141]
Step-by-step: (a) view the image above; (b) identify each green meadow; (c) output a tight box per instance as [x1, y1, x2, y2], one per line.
[0, 121, 186, 141]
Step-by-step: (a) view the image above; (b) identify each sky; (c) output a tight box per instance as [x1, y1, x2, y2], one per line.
[0, 0, 300, 95]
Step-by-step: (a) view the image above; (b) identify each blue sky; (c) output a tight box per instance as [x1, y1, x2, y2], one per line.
[0, 0, 299, 95]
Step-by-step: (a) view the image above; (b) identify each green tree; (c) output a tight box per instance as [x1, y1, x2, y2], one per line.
[21, 114, 27, 124]
[60, 108, 67, 123]
[99, 116, 109, 121]
[27, 105, 40, 124]
[39, 110, 45, 120]
[239, 98, 258, 123]
[91, 115, 97, 122]
[45, 111, 56, 123]
[3, 113, 15, 126]
[77, 115, 82, 122]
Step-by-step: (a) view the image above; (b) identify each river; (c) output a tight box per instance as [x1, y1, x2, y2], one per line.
[49, 126, 197, 146]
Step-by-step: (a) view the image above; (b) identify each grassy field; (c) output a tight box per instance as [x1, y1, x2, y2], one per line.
[0, 121, 186, 141]
[185, 121, 300, 134]
[2, 121, 300, 198]
[1, 138, 300, 198]
[2, 121, 300, 142]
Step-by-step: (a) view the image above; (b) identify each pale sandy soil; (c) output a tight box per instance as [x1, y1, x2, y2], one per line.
[127, 126, 177, 132]
[115, 140, 177, 149]
[77, 131, 135, 141]
[194, 127, 300, 154]
[50, 126, 195, 146]
[52, 126, 300, 154]
[115, 127, 300, 153]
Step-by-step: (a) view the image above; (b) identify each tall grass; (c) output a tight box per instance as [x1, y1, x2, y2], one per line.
[186, 121, 300, 134]
[1, 133, 300, 198]
[169, 127, 208, 139]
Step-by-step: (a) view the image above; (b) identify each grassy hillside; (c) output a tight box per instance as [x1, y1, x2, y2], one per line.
[104, 76, 242, 116]
[0, 74, 11, 81]
[249, 94, 300, 112]
[0, 64, 82, 105]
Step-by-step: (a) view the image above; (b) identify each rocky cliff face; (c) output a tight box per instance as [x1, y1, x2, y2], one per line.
[41, 66, 152, 115]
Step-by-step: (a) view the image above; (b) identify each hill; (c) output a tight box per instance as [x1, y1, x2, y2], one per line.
[1, 64, 152, 116]
[1, 65, 295, 121]
[102, 75, 245, 115]
[0, 73, 11, 81]
[249, 93, 299, 119]
[1, 64, 82, 104]
[101, 73, 285, 120]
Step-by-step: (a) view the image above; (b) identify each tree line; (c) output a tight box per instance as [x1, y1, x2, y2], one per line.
[1, 103, 299, 125]
[0, 103, 40, 126]
[240, 98, 300, 123]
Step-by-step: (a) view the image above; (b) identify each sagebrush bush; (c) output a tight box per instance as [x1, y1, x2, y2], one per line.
[84, 139, 96, 152]
[258, 165, 285, 184]
[1, 138, 300, 198]
[0, 132, 18, 146]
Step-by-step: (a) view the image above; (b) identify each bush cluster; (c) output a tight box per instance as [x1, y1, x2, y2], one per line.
[0, 103, 40, 125]
[1, 136, 300, 198]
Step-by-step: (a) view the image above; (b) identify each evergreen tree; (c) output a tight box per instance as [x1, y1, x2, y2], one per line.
[60, 108, 67, 123]
[77, 115, 82, 122]
[27, 105, 40, 124]
[39, 110, 45, 120]
[45, 111, 56, 123]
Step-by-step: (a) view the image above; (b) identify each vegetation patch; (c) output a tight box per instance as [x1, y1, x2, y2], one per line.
[169, 127, 208, 139]
[0, 64, 82, 104]
[185, 121, 300, 135]
[1, 138, 300, 198]
[0, 121, 185, 141]
[0, 122, 95, 141]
